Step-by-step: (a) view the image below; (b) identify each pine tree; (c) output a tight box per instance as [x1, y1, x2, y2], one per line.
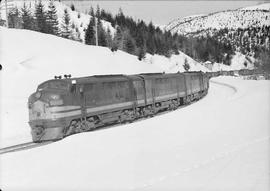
[73, 27, 82, 42]
[8, 7, 22, 28]
[105, 28, 113, 48]
[34, 0, 48, 33]
[137, 45, 146, 60]
[70, 3, 75, 11]
[97, 20, 107, 47]
[112, 26, 124, 51]
[136, 30, 146, 60]
[183, 58, 190, 71]
[95, 5, 101, 18]
[89, 6, 95, 17]
[123, 29, 136, 54]
[47, 0, 59, 35]
[61, 9, 71, 39]
[21, 3, 34, 30]
[85, 16, 96, 45]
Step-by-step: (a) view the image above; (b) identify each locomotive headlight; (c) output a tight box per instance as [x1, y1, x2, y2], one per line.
[50, 94, 60, 100]
[49, 94, 63, 106]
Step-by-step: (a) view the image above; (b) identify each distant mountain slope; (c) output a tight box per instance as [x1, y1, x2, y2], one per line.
[165, 3, 270, 71]
[165, 5, 270, 36]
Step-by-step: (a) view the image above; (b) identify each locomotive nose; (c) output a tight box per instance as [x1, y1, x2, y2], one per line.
[28, 91, 48, 121]
[28, 91, 65, 142]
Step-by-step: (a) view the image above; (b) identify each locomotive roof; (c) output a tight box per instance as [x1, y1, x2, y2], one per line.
[45, 72, 204, 86]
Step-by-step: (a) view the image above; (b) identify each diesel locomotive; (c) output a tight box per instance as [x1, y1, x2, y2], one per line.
[28, 72, 209, 142]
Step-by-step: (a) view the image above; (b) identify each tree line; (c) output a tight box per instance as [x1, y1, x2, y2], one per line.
[7, 0, 81, 41]
[6, 1, 270, 71]
[84, 6, 182, 60]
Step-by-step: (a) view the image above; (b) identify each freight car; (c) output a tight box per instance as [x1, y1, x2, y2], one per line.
[28, 72, 209, 142]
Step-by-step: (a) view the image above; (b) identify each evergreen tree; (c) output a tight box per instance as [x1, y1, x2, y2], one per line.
[258, 49, 270, 72]
[70, 3, 75, 11]
[136, 30, 146, 60]
[137, 45, 146, 60]
[73, 27, 82, 42]
[47, 0, 59, 35]
[89, 6, 95, 17]
[105, 28, 113, 48]
[112, 26, 124, 51]
[61, 9, 71, 39]
[124, 31, 136, 54]
[21, 3, 34, 30]
[97, 19, 107, 47]
[85, 16, 96, 45]
[95, 5, 101, 18]
[8, 7, 22, 28]
[183, 58, 190, 71]
[34, 0, 48, 33]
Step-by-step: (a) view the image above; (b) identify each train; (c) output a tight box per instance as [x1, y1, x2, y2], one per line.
[206, 69, 269, 79]
[28, 72, 209, 142]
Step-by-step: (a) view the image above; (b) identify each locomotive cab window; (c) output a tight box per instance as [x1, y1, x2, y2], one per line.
[38, 81, 69, 91]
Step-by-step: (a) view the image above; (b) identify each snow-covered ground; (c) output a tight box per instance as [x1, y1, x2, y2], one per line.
[0, 76, 269, 190]
[0, 27, 208, 148]
[0, 0, 115, 41]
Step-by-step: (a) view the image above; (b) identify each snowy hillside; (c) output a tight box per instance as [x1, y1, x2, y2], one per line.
[165, 2, 269, 71]
[0, 27, 208, 147]
[0, 0, 115, 41]
[165, 3, 270, 35]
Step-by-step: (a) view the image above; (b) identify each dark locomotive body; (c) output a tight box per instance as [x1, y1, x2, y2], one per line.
[28, 72, 209, 142]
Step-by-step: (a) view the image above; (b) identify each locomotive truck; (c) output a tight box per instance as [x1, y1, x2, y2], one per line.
[28, 72, 209, 142]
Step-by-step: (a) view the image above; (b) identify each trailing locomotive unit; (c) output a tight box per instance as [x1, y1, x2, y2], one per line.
[28, 72, 209, 142]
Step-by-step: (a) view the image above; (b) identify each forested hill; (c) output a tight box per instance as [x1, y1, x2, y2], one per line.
[2, 1, 270, 71]
[165, 3, 270, 71]
[3, 0, 183, 61]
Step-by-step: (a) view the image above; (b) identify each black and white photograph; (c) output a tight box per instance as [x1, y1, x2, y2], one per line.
[0, 0, 269, 190]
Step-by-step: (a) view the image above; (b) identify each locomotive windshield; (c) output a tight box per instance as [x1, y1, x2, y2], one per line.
[38, 80, 69, 91]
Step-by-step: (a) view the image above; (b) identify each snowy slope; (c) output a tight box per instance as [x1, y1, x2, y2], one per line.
[0, 27, 208, 147]
[165, 3, 270, 35]
[0, 77, 269, 190]
[0, 0, 115, 41]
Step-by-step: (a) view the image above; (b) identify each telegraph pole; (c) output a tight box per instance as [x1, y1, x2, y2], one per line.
[95, 17, 98, 46]
[5, 0, 8, 28]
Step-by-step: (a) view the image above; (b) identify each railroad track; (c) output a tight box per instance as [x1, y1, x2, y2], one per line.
[0, 141, 53, 155]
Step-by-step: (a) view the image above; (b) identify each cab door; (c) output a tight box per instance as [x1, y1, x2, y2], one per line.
[78, 84, 86, 118]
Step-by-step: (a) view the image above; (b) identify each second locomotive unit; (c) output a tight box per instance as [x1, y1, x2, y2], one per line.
[28, 72, 209, 142]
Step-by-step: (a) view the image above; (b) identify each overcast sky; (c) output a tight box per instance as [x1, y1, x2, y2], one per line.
[64, 1, 264, 25]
